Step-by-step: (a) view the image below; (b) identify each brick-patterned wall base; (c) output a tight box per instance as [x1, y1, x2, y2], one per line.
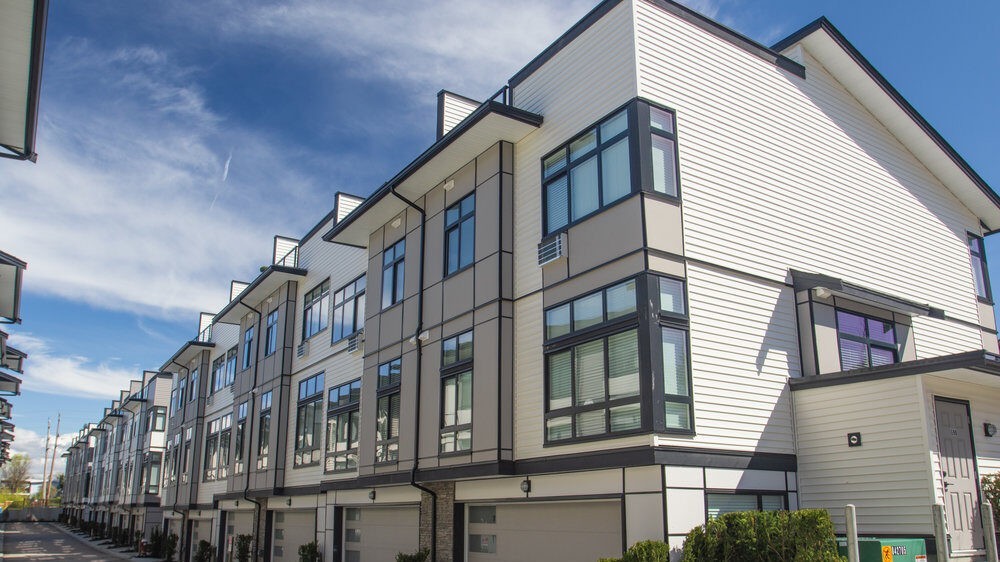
[418, 481, 456, 562]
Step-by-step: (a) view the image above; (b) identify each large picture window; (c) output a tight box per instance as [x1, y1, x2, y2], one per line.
[837, 310, 897, 371]
[294, 373, 324, 467]
[445, 194, 475, 275]
[326, 379, 361, 472]
[375, 359, 401, 463]
[441, 330, 473, 453]
[382, 239, 405, 308]
[303, 280, 330, 340]
[333, 275, 366, 342]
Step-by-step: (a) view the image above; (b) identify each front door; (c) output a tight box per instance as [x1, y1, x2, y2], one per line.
[935, 398, 983, 553]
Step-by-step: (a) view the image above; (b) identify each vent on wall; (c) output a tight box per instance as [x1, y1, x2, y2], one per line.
[296, 340, 309, 358]
[537, 233, 567, 267]
[347, 330, 364, 354]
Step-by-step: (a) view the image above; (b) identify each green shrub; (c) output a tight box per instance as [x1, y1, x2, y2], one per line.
[597, 558, 624, 562]
[235, 534, 253, 562]
[298, 540, 321, 562]
[164, 533, 179, 562]
[395, 549, 430, 562]
[982, 473, 1000, 527]
[624, 540, 670, 562]
[681, 509, 844, 562]
[194, 539, 214, 562]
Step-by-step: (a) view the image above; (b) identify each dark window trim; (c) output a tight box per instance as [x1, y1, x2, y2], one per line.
[441, 329, 474, 371]
[834, 308, 899, 371]
[332, 274, 367, 343]
[374, 391, 401, 464]
[636, 97, 683, 199]
[968, 232, 993, 304]
[381, 239, 406, 309]
[444, 192, 476, 277]
[377, 358, 402, 393]
[242, 326, 254, 371]
[327, 378, 362, 414]
[325, 407, 360, 474]
[543, 276, 640, 344]
[264, 310, 279, 357]
[440, 368, 473, 454]
[303, 278, 331, 342]
[704, 489, 788, 521]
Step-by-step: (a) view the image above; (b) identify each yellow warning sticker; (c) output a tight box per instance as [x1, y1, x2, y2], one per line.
[881, 546, 893, 562]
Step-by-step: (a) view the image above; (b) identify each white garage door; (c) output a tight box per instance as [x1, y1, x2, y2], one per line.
[273, 510, 316, 562]
[467, 500, 622, 562]
[344, 506, 419, 562]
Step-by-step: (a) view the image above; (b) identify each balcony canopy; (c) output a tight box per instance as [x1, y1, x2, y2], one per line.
[0, 0, 48, 161]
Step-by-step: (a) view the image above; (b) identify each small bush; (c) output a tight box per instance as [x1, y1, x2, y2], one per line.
[164, 533, 179, 562]
[395, 549, 430, 562]
[194, 539, 214, 562]
[624, 540, 670, 562]
[235, 534, 253, 562]
[299, 540, 321, 562]
[982, 473, 1000, 527]
[681, 509, 844, 562]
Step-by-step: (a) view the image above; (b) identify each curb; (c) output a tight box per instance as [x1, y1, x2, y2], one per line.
[50, 522, 164, 561]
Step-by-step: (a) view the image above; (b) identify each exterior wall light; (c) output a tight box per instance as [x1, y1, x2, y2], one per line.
[985, 423, 997, 437]
[368, 490, 376, 501]
[520, 479, 531, 494]
[286, 497, 292, 506]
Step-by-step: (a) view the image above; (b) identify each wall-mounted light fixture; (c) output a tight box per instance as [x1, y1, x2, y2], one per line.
[368, 490, 376, 501]
[443, 179, 455, 191]
[814, 287, 832, 299]
[985, 423, 997, 437]
[520, 479, 531, 494]
[391, 218, 402, 229]
[286, 497, 292, 506]
[235, 500, 239, 507]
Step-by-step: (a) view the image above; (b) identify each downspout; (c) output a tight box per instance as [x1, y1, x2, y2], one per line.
[167, 360, 191, 558]
[235, 299, 264, 562]
[389, 187, 437, 561]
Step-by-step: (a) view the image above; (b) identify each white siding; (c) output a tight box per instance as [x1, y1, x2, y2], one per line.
[793, 376, 934, 535]
[440, 93, 479, 137]
[633, 1, 984, 352]
[511, 0, 638, 298]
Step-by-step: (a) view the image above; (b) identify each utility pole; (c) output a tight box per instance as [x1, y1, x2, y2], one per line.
[42, 418, 51, 504]
[46, 414, 60, 506]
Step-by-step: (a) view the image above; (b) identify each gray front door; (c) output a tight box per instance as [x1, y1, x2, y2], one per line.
[935, 398, 983, 553]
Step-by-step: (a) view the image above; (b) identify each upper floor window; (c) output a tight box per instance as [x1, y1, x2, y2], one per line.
[445, 194, 475, 275]
[837, 310, 897, 371]
[658, 277, 692, 431]
[225, 346, 237, 386]
[211, 355, 226, 393]
[257, 390, 272, 469]
[303, 280, 330, 340]
[294, 373, 324, 467]
[234, 401, 248, 474]
[969, 234, 991, 302]
[333, 275, 366, 342]
[178, 377, 187, 406]
[543, 109, 630, 235]
[242, 326, 254, 370]
[441, 330, 473, 454]
[382, 239, 405, 308]
[326, 379, 361, 472]
[376, 358, 401, 463]
[148, 406, 166, 432]
[188, 368, 199, 402]
[649, 106, 679, 197]
[264, 310, 279, 356]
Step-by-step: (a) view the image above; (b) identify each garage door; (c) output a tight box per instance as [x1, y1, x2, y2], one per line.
[343, 506, 419, 562]
[273, 510, 316, 562]
[467, 500, 622, 562]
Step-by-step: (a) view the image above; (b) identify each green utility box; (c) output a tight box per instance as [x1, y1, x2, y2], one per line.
[836, 537, 927, 562]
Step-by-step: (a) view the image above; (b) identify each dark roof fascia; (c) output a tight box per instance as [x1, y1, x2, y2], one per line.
[508, 0, 804, 89]
[160, 340, 214, 372]
[789, 269, 939, 318]
[322, 101, 543, 243]
[22, 0, 49, 162]
[772, 17, 1000, 214]
[4, 346, 25, 359]
[789, 350, 1000, 391]
[0, 251, 27, 269]
[212, 264, 307, 323]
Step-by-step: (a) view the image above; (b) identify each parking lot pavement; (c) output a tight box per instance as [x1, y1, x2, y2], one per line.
[0, 521, 134, 561]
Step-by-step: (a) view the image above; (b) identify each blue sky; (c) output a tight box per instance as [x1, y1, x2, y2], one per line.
[1, 0, 998, 479]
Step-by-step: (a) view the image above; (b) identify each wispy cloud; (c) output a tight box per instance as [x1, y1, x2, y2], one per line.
[9, 334, 137, 401]
[213, 0, 596, 99]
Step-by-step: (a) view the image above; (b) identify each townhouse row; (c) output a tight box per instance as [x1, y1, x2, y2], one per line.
[63, 1, 1000, 561]
[0, 251, 27, 466]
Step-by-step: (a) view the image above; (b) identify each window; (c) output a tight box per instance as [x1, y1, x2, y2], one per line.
[145, 453, 161, 495]
[212, 355, 226, 393]
[706, 493, 785, 519]
[326, 379, 361, 472]
[658, 276, 692, 431]
[264, 310, 279, 356]
[257, 391, 272, 469]
[189, 368, 199, 402]
[545, 280, 640, 442]
[225, 346, 237, 386]
[543, 109, 630, 235]
[169, 389, 178, 417]
[837, 310, 897, 371]
[294, 373, 324, 467]
[970, 234, 991, 301]
[150, 407, 166, 432]
[376, 359, 401, 463]
[242, 326, 254, 370]
[203, 417, 220, 482]
[234, 401, 247, 475]
[218, 414, 232, 479]
[441, 330, 473, 453]
[381, 239, 405, 308]
[303, 280, 330, 340]
[181, 428, 192, 484]
[333, 275, 366, 342]
[178, 377, 187, 406]
[649, 106, 679, 196]
[445, 194, 475, 275]
[542, 100, 681, 236]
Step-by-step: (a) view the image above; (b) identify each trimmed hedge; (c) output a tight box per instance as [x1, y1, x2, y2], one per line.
[598, 539, 670, 562]
[681, 509, 844, 562]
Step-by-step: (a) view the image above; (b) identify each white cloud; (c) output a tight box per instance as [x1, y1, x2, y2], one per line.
[8, 427, 52, 481]
[8, 334, 138, 401]
[215, 0, 596, 99]
[0, 40, 322, 319]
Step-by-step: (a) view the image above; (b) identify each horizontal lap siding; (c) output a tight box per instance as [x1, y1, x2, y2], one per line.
[511, 0, 638, 299]
[633, 2, 983, 348]
[793, 377, 933, 535]
[441, 95, 479, 136]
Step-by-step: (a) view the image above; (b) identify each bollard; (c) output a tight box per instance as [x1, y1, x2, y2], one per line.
[844, 504, 860, 562]
[932, 504, 950, 562]
[983, 500, 999, 562]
